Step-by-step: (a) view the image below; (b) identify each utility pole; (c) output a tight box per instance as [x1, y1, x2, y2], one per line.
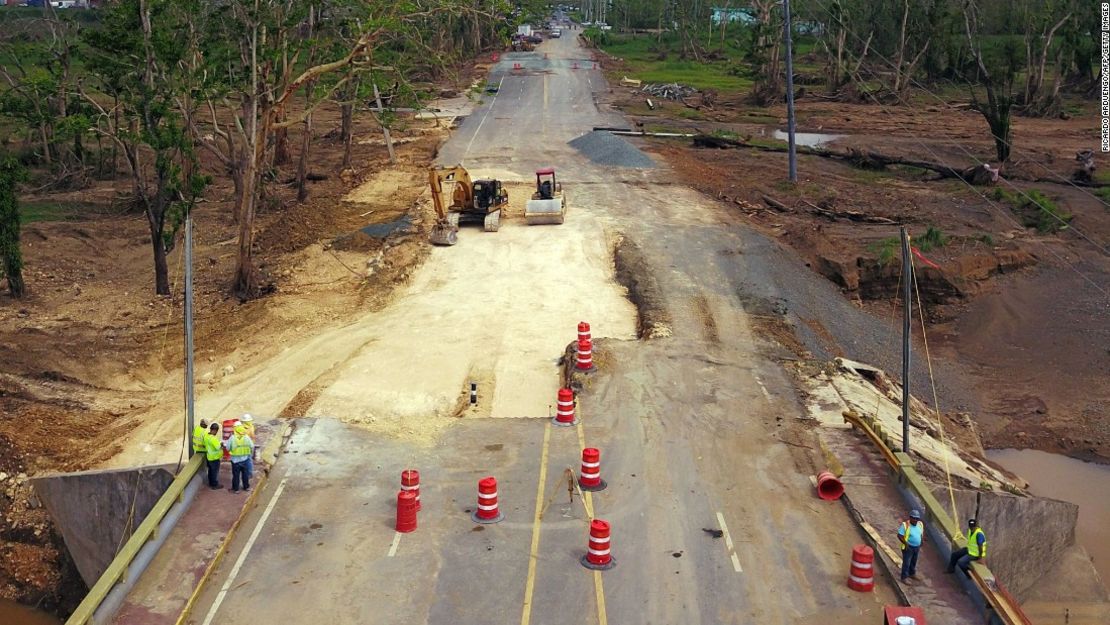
[184, 216, 196, 455]
[783, 0, 797, 183]
[900, 226, 912, 453]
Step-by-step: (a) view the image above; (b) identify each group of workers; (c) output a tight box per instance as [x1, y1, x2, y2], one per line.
[897, 509, 988, 583]
[191, 414, 257, 493]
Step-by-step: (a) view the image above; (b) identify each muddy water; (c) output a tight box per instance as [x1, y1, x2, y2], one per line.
[988, 449, 1110, 590]
[0, 598, 61, 625]
[771, 129, 844, 148]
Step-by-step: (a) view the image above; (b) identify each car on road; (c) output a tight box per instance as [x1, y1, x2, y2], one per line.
[551, 29, 562, 38]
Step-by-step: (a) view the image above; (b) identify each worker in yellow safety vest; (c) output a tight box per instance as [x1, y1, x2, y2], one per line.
[223, 423, 255, 493]
[191, 419, 209, 455]
[946, 518, 987, 575]
[203, 423, 224, 490]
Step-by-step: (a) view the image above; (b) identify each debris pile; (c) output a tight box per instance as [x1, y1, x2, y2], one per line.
[640, 82, 696, 100]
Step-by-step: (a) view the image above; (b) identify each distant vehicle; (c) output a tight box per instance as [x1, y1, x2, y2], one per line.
[551, 29, 562, 38]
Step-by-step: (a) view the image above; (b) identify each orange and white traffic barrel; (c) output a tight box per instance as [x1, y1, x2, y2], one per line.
[553, 388, 577, 427]
[575, 338, 594, 371]
[581, 519, 616, 570]
[472, 476, 503, 524]
[577, 321, 591, 343]
[579, 448, 606, 492]
[396, 490, 417, 533]
[401, 469, 421, 511]
[847, 544, 875, 592]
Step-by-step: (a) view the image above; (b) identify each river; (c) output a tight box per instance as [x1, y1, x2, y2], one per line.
[988, 448, 1110, 591]
[0, 598, 61, 625]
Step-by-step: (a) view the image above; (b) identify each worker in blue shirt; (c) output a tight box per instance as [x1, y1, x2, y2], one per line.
[947, 518, 987, 575]
[898, 509, 926, 581]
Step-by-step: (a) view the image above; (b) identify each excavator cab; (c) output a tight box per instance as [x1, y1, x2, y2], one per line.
[472, 180, 503, 210]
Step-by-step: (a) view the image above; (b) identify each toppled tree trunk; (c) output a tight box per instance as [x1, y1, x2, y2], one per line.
[961, 163, 1000, 186]
[1073, 150, 1095, 184]
[692, 134, 966, 179]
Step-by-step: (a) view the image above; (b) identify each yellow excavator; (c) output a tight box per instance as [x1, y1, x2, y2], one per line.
[428, 165, 509, 246]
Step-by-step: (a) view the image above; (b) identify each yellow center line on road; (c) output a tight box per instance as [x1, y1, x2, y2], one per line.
[520, 421, 552, 625]
[576, 414, 607, 625]
[715, 511, 744, 573]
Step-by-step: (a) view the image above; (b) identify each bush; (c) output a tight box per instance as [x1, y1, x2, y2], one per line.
[990, 188, 1072, 233]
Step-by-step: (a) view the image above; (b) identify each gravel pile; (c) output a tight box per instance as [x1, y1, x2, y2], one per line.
[568, 131, 655, 169]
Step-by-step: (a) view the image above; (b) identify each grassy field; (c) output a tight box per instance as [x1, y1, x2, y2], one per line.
[596, 33, 754, 92]
[19, 200, 92, 224]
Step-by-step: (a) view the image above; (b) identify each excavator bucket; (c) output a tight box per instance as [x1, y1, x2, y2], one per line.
[429, 220, 458, 246]
[524, 197, 566, 225]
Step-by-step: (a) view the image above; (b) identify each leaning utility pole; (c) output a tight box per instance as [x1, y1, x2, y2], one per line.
[783, 0, 797, 182]
[184, 216, 196, 455]
[900, 226, 912, 453]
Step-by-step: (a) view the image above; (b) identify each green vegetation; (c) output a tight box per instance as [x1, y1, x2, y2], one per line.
[1093, 187, 1110, 205]
[990, 188, 1072, 233]
[19, 201, 81, 224]
[977, 233, 995, 246]
[595, 33, 754, 93]
[915, 226, 948, 252]
[868, 227, 948, 266]
[868, 238, 901, 266]
[0, 156, 25, 296]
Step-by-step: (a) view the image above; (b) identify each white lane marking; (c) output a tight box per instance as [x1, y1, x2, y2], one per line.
[387, 531, 402, 557]
[463, 76, 504, 161]
[201, 478, 289, 625]
[715, 511, 743, 573]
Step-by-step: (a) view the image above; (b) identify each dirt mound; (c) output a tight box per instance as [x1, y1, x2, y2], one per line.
[613, 235, 671, 338]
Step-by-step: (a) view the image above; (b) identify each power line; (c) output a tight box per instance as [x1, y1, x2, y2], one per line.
[804, 0, 1109, 256]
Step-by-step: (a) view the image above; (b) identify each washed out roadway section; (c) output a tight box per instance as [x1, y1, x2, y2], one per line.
[177, 32, 906, 625]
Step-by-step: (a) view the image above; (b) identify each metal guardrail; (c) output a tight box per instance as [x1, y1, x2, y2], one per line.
[842, 410, 1032, 625]
[65, 454, 203, 625]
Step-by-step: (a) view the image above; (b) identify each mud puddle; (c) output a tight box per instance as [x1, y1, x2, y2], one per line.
[0, 598, 61, 625]
[771, 129, 844, 148]
[988, 448, 1110, 591]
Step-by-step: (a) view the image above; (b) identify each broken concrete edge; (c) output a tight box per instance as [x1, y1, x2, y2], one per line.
[894, 458, 1030, 624]
[824, 430, 1028, 625]
[63, 454, 205, 625]
[172, 420, 295, 625]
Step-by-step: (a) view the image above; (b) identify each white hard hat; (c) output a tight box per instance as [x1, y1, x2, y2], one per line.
[233, 420, 242, 427]
[241, 413, 253, 422]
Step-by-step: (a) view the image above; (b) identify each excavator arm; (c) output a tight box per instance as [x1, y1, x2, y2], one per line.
[428, 165, 474, 246]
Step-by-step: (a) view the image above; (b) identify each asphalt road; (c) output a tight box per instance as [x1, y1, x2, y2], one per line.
[184, 32, 900, 625]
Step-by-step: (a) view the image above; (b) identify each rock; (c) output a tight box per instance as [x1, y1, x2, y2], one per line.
[0, 472, 7, 481]
[222, 364, 235, 376]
